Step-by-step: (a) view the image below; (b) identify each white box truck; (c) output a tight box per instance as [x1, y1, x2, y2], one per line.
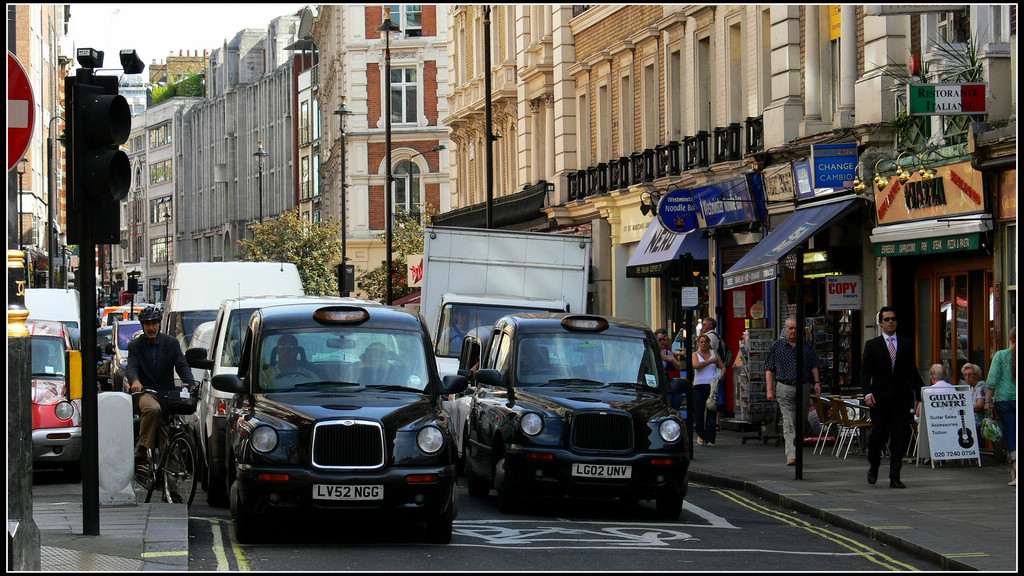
[421, 226, 592, 378]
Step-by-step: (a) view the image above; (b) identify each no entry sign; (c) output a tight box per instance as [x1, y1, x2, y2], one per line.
[8, 51, 36, 171]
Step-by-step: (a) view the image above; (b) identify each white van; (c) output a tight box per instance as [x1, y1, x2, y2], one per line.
[161, 261, 305, 353]
[25, 288, 81, 331]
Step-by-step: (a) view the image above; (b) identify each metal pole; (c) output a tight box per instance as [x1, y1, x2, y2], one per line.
[484, 5, 494, 229]
[384, 26, 394, 305]
[795, 245, 805, 480]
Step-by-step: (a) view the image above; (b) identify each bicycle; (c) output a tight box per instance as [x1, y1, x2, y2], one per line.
[132, 387, 199, 506]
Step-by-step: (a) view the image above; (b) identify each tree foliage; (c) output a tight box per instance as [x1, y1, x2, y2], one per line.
[237, 209, 343, 296]
[357, 205, 436, 303]
[150, 73, 206, 106]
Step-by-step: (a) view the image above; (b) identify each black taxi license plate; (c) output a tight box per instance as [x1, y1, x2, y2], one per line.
[312, 484, 383, 500]
[571, 463, 632, 479]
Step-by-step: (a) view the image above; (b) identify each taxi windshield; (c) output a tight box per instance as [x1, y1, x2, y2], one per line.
[515, 333, 660, 389]
[31, 336, 67, 377]
[255, 328, 430, 393]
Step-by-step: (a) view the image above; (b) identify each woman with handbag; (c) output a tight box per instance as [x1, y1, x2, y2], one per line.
[692, 334, 724, 447]
[985, 327, 1016, 486]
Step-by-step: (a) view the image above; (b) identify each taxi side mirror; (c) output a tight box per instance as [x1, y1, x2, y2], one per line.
[474, 368, 504, 388]
[186, 347, 214, 370]
[441, 374, 469, 396]
[211, 373, 245, 394]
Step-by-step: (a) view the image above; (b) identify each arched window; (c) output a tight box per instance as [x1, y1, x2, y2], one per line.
[394, 159, 421, 221]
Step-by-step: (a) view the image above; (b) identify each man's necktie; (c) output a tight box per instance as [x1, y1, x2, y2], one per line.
[888, 336, 896, 370]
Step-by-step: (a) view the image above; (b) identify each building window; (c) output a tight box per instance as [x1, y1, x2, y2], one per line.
[300, 101, 310, 144]
[149, 159, 172, 185]
[150, 196, 172, 224]
[384, 5, 422, 37]
[391, 67, 418, 124]
[394, 159, 421, 221]
[149, 123, 172, 148]
[150, 236, 171, 265]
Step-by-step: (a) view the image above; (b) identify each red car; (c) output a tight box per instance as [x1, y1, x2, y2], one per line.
[28, 319, 82, 481]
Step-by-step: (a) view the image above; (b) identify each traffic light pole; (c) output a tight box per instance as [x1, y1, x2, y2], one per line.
[65, 48, 133, 535]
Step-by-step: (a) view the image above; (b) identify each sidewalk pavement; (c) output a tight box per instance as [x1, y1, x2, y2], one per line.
[30, 429, 1016, 572]
[688, 428, 1017, 571]
[32, 484, 187, 571]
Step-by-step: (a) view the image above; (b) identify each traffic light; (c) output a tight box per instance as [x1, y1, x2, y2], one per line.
[65, 49, 131, 245]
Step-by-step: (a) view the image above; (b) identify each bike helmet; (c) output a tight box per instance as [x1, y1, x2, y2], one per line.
[138, 305, 163, 323]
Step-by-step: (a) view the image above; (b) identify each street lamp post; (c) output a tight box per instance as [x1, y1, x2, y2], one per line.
[17, 158, 28, 259]
[377, 8, 401, 305]
[48, 115, 64, 288]
[253, 140, 269, 224]
[164, 209, 171, 302]
[334, 98, 354, 284]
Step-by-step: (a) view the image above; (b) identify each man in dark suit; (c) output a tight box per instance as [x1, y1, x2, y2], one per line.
[860, 306, 924, 488]
[126, 306, 196, 462]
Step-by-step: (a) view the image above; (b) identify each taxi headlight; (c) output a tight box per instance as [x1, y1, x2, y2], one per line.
[54, 401, 75, 421]
[520, 412, 543, 436]
[251, 426, 278, 453]
[417, 426, 444, 454]
[659, 419, 682, 443]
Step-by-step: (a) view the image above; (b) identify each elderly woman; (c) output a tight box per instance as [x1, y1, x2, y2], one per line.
[959, 363, 986, 423]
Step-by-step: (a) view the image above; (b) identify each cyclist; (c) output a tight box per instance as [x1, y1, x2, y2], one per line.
[126, 305, 197, 464]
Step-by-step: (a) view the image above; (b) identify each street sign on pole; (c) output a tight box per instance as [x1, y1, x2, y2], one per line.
[8, 51, 36, 171]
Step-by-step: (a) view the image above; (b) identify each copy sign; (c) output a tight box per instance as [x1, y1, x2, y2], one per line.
[825, 275, 862, 311]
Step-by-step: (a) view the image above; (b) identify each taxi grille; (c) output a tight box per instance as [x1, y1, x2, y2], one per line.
[570, 411, 633, 452]
[311, 420, 385, 469]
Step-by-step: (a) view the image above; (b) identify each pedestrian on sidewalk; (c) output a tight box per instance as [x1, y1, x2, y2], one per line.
[860, 306, 923, 489]
[765, 317, 821, 466]
[985, 326, 1016, 486]
[692, 334, 724, 447]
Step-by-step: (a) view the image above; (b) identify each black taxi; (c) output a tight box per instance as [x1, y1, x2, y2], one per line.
[198, 303, 469, 543]
[462, 313, 689, 518]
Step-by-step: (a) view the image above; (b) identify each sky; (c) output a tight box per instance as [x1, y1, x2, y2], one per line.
[62, 3, 308, 73]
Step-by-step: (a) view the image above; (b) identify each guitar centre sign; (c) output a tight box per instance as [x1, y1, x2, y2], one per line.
[918, 385, 981, 465]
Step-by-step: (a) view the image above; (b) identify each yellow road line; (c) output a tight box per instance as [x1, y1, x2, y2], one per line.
[713, 488, 919, 571]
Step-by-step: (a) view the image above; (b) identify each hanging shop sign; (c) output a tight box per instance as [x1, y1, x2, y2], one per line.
[873, 160, 985, 225]
[811, 143, 858, 193]
[825, 275, 862, 311]
[793, 159, 814, 200]
[908, 83, 987, 116]
[693, 173, 766, 229]
[997, 171, 1016, 221]
[657, 188, 699, 234]
[761, 163, 797, 203]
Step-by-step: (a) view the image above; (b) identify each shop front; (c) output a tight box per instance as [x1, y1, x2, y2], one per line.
[870, 159, 995, 380]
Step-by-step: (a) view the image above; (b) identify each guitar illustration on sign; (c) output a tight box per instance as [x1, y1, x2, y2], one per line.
[958, 409, 975, 449]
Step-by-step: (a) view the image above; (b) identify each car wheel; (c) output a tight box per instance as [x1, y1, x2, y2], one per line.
[205, 453, 229, 507]
[230, 479, 261, 543]
[495, 457, 520, 514]
[64, 460, 83, 484]
[655, 490, 683, 519]
[456, 425, 470, 476]
[465, 459, 489, 497]
[424, 484, 456, 544]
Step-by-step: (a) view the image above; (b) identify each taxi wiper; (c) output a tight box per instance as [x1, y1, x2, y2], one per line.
[546, 378, 606, 387]
[370, 384, 426, 393]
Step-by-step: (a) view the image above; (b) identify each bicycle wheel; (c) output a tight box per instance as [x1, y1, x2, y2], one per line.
[138, 448, 157, 503]
[162, 434, 198, 506]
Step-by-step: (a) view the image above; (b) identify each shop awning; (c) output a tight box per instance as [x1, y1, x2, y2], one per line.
[869, 217, 992, 257]
[722, 197, 859, 290]
[626, 220, 708, 277]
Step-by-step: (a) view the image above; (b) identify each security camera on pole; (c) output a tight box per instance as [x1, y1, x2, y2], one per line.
[64, 46, 137, 535]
